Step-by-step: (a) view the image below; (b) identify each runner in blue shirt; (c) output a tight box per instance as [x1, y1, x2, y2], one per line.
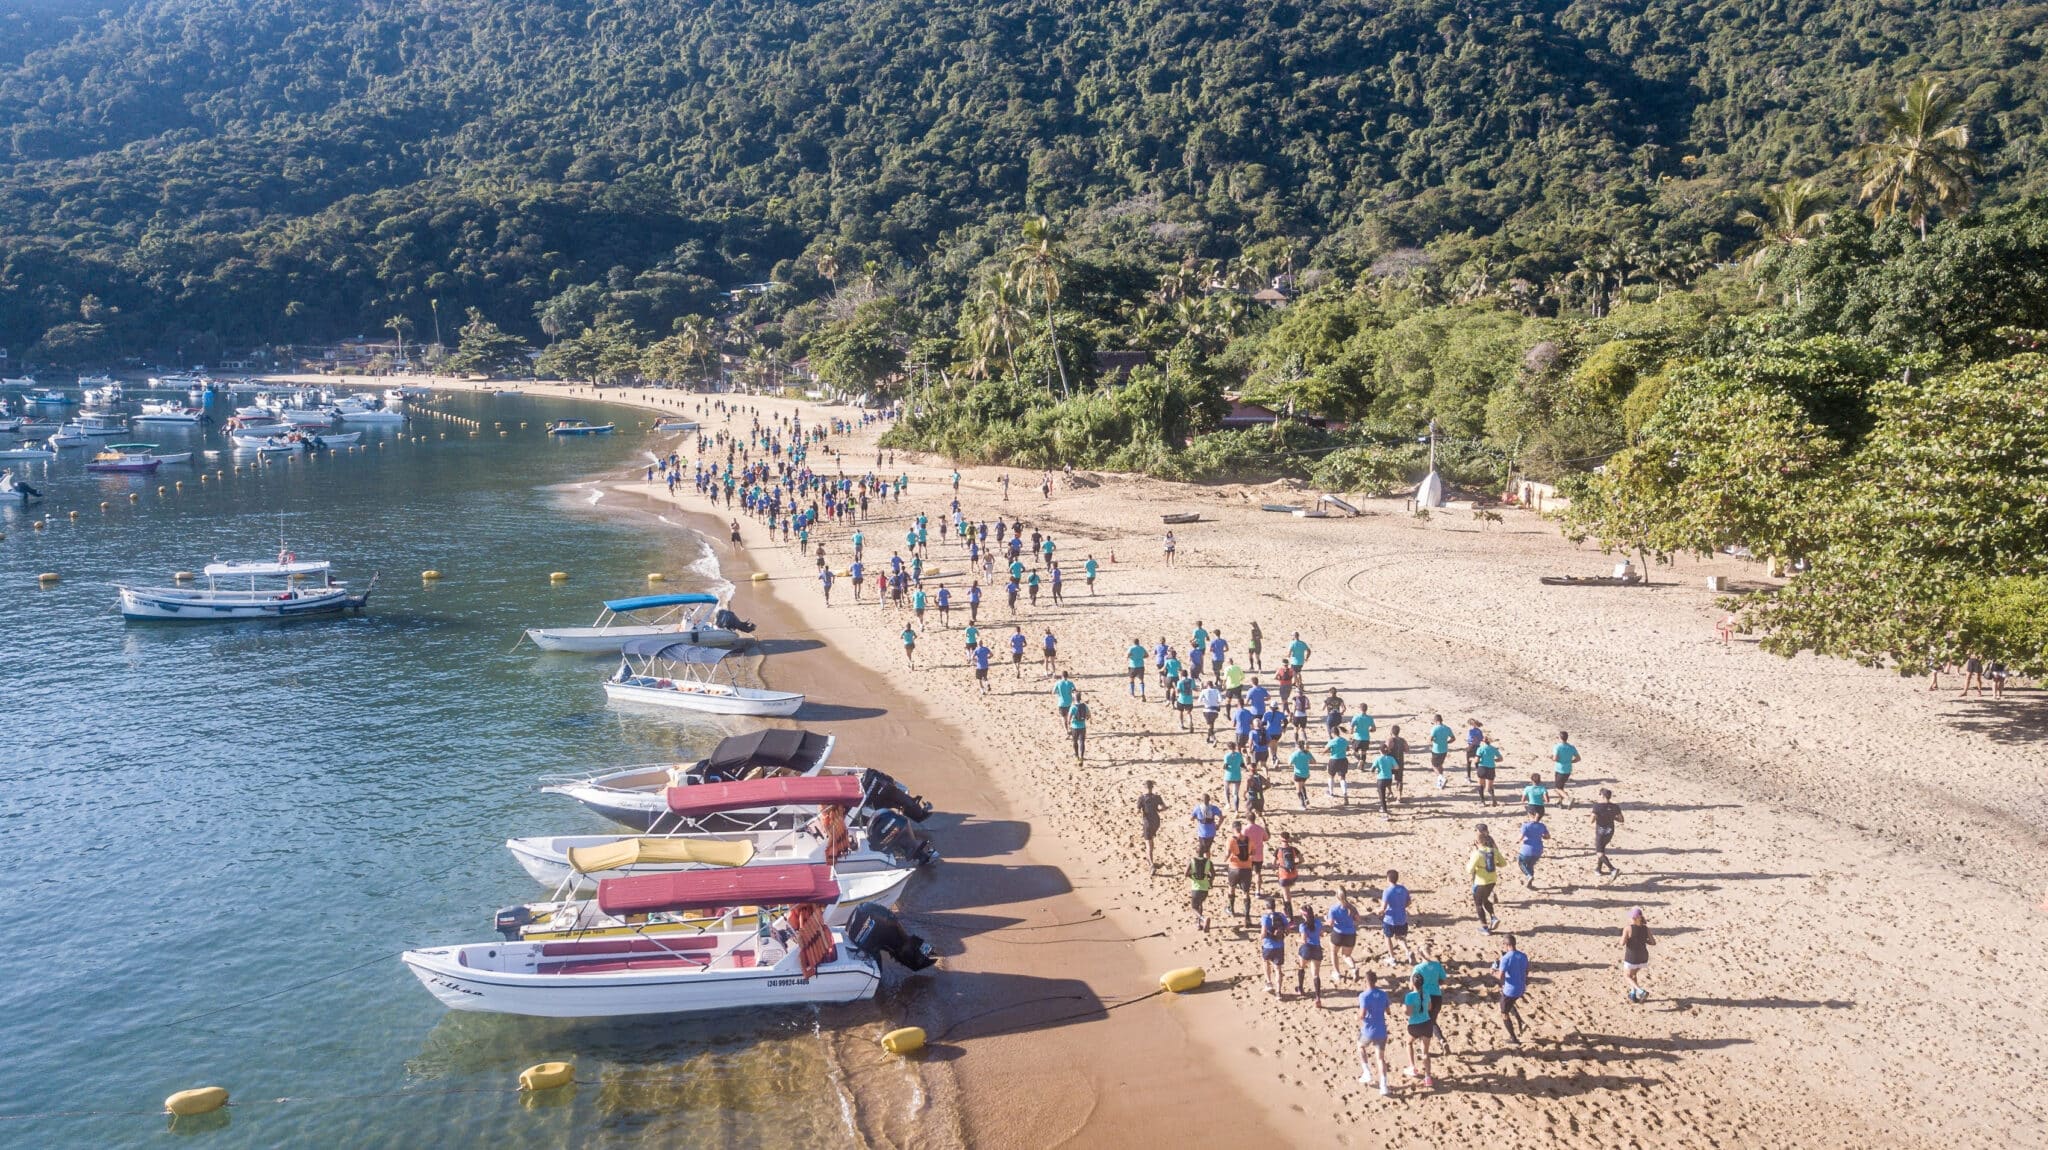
[1402, 974, 1435, 1090]
[1495, 934, 1530, 1044]
[1428, 715, 1455, 789]
[817, 565, 834, 604]
[1191, 794, 1222, 856]
[1550, 730, 1580, 808]
[1041, 628, 1058, 674]
[935, 585, 951, 625]
[1259, 896, 1289, 997]
[1008, 627, 1027, 677]
[1357, 971, 1393, 1095]
[1287, 633, 1311, 671]
[848, 559, 865, 602]
[1378, 870, 1416, 966]
[1175, 673, 1197, 730]
[1246, 680, 1270, 715]
[1327, 891, 1361, 981]
[1516, 816, 1550, 889]
[1295, 902, 1327, 1003]
[1261, 706, 1287, 751]
[971, 639, 992, 693]
[1463, 718, 1485, 780]
[1372, 749, 1398, 818]
[967, 581, 982, 625]
[899, 625, 917, 668]
[1190, 623, 1209, 677]
[1232, 703, 1256, 750]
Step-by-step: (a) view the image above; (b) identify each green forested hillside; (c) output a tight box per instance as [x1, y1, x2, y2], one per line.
[3, 0, 2046, 359]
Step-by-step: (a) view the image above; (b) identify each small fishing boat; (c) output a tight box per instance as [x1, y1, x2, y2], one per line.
[85, 446, 161, 474]
[0, 444, 56, 461]
[525, 592, 739, 653]
[382, 388, 408, 405]
[116, 552, 373, 621]
[1, 375, 38, 388]
[0, 418, 18, 433]
[104, 443, 191, 465]
[543, 746, 933, 835]
[1, 472, 43, 500]
[134, 402, 205, 425]
[497, 861, 917, 941]
[47, 429, 91, 450]
[81, 381, 124, 405]
[279, 408, 337, 428]
[604, 639, 803, 716]
[547, 419, 615, 436]
[399, 864, 933, 1019]
[332, 401, 404, 424]
[651, 417, 700, 433]
[30, 388, 67, 405]
[541, 728, 838, 824]
[77, 373, 117, 389]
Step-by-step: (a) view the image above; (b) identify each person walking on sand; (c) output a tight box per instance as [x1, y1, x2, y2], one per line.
[1550, 731, 1580, 809]
[1053, 669, 1076, 723]
[1325, 727, 1351, 803]
[1288, 743, 1314, 810]
[818, 565, 833, 605]
[1463, 719, 1484, 780]
[1275, 831, 1302, 903]
[971, 636, 992, 694]
[1186, 851, 1213, 932]
[1329, 890, 1362, 981]
[1042, 628, 1059, 676]
[900, 625, 918, 669]
[1296, 902, 1327, 1003]
[1224, 821, 1256, 923]
[1622, 908, 1656, 1002]
[1591, 787, 1624, 878]
[1384, 725, 1409, 802]
[1175, 670, 1197, 731]
[936, 584, 951, 626]
[911, 586, 926, 630]
[1379, 871, 1415, 967]
[1163, 530, 1177, 565]
[1516, 812, 1550, 890]
[1358, 971, 1393, 1095]
[1085, 554, 1098, 594]
[1137, 781, 1166, 872]
[1201, 679, 1224, 744]
[1191, 793, 1222, 857]
[1371, 743, 1398, 820]
[1008, 626, 1026, 678]
[1260, 895, 1290, 996]
[1402, 973, 1435, 1090]
[1468, 824, 1502, 932]
[1220, 744, 1246, 810]
[1247, 621, 1264, 673]
[1125, 638, 1148, 699]
[1496, 934, 1530, 1044]
[1522, 773, 1549, 820]
[1243, 811, 1270, 888]
[1323, 687, 1346, 739]
[1287, 631, 1311, 674]
[1244, 765, 1270, 820]
[1068, 693, 1090, 764]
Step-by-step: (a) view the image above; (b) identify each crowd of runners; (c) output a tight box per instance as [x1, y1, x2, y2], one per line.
[675, 405, 1660, 1100]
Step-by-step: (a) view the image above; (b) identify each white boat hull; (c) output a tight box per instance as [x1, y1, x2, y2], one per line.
[399, 945, 880, 1018]
[117, 584, 369, 621]
[0, 448, 55, 460]
[604, 679, 803, 716]
[527, 625, 739, 653]
[506, 832, 912, 892]
[133, 413, 203, 424]
[335, 408, 405, 423]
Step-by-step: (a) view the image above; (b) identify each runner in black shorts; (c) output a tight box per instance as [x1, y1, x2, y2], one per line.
[1384, 726, 1408, 801]
[1590, 787, 1623, 877]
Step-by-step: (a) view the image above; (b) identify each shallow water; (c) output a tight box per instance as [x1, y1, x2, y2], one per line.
[0, 390, 908, 1147]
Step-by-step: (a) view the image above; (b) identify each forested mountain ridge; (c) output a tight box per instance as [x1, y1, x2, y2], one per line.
[2, 0, 2046, 359]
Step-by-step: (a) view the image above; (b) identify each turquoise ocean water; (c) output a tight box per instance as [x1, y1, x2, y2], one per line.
[0, 390, 913, 1147]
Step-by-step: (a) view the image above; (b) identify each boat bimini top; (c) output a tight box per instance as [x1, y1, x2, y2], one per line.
[619, 638, 730, 665]
[663, 774, 868, 819]
[204, 559, 333, 579]
[595, 862, 840, 916]
[602, 592, 719, 614]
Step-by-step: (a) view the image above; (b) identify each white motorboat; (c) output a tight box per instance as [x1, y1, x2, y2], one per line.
[525, 592, 741, 653]
[333, 398, 404, 424]
[0, 417, 17, 432]
[48, 429, 91, 450]
[100, 442, 190, 466]
[0, 443, 56, 461]
[2, 472, 44, 499]
[65, 411, 129, 436]
[30, 388, 66, 404]
[399, 865, 933, 1019]
[547, 419, 615, 436]
[540, 728, 839, 825]
[77, 374, 118, 387]
[651, 417, 701, 433]
[116, 553, 373, 621]
[498, 863, 917, 941]
[604, 639, 803, 717]
[544, 762, 934, 844]
[134, 402, 204, 424]
[81, 381, 124, 405]
[231, 429, 359, 452]
[84, 445, 161, 474]
[279, 407, 337, 427]
[1, 375, 38, 388]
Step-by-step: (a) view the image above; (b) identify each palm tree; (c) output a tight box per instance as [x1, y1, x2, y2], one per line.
[1851, 76, 1978, 239]
[1008, 216, 1071, 400]
[385, 315, 414, 365]
[816, 252, 840, 292]
[972, 277, 1026, 383]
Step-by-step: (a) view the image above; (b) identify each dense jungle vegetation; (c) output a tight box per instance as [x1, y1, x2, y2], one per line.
[2, 0, 2046, 670]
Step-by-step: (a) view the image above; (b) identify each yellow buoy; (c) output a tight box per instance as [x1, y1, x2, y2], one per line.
[518, 1062, 574, 1092]
[67, 510, 77, 519]
[129, 492, 138, 501]
[646, 572, 665, 583]
[549, 571, 569, 582]
[175, 571, 195, 582]
[174, 480, 183, 490]
[750, 572, 769, 583]
[32, 520, 46, 530]
[880, 1027, 927, 1055]
[421, 569, 442, 580]
[165, 1086, 230, 1117]
[1159, 966, 1205, 993]
[38, 572, 59, 584]
[499, 430, 508, 436]
[101, 502, 110, 511]
[156, 485, 166, 495]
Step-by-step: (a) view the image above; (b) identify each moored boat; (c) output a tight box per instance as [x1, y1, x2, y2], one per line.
[116, 553, 373, 621]
[399, 864, 933, 1019]
[0, 443, 57, 461]
[525, 592, 740, 653]
[603, 639, 802, 716]
[547, 419, 615, 436]
[134, 402, 205, 424]
[84, 446, 161, 473]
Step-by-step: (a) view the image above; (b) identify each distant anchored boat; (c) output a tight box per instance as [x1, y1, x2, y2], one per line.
[524, 592, 742, 653]
[547, 419, 615, 436]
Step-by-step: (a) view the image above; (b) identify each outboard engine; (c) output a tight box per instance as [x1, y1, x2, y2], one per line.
[713, 608, 757, 634]
[861, 769, 933, 822]
[867, 809, 939, 867]
[844, 903, 935, 972]
[494, 904, 536, 940]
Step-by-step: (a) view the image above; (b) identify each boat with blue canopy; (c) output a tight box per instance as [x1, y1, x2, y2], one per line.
[524, 591, 747, 653]
[547, 419, 615, 436]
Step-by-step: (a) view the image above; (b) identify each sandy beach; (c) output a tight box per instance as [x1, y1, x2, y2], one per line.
[363, 378, 2048, 1148]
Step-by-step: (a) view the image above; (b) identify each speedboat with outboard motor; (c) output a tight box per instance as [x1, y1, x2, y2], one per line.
[524, 592, 740, 653]
[1, 472, 42, 500]
[399, 864, 933, 1018]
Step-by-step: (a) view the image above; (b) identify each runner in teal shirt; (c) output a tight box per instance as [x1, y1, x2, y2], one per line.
[1222, 749, 1246, 809]
[1288, 746, 1314, 810]
[1428, 718, 1455, 789]
[1126, 640, 1148, 698]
